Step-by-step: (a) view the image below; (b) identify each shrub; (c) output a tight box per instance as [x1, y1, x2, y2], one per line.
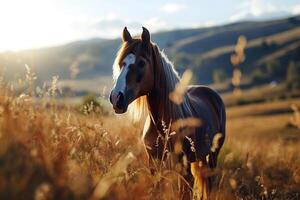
[286, 61, 300, 90]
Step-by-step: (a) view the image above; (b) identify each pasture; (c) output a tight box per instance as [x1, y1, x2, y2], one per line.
[1, 1, 300, 199]
[0, 84, 299, 199]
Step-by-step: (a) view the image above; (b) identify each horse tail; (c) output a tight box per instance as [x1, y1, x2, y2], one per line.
[188, 87, 226, 196]
[217, 98, 226, 154]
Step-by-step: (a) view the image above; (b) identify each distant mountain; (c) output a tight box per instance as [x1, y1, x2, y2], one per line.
[231, 11, 292, 22]
[1, 15, 300, 93]
[167, 15, 300, 83]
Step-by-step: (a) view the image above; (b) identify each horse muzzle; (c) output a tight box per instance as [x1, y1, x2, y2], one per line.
[109, 91, 128, 113]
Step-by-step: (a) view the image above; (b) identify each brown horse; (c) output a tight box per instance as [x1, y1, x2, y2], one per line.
[109, 27, 226, 199]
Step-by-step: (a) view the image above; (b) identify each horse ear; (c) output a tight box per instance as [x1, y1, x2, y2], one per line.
[122, 27, 132, 43]
[141, 27, 151, 48]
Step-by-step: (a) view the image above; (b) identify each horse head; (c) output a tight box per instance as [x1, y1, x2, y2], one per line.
[110, 27, 155, 113]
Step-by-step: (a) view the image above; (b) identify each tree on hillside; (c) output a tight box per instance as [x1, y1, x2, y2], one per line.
[266, 60, 282, 78]
[252, 68, 269, 84]
[286, 61, 300, 89]
[213, 68, 227, 83]
[80, 94, 105, 115]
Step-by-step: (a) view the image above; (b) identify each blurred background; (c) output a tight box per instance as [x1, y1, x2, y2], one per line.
[1, 1, 300, 199]
[1, 0, 300, 103]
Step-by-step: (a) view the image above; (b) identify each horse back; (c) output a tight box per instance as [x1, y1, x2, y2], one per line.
[185, 85, 226, 161]
[187, 85, 226, 136]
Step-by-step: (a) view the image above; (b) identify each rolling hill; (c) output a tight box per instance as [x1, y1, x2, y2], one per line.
[0, 15, 300, 93]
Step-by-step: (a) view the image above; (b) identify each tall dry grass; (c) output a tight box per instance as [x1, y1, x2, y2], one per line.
[0, 66, 299, 200]
[231, 36, 247, 96]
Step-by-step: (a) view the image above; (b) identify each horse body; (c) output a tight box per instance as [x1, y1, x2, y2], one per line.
[110, 27, 226, 199]
[187, 85, 226, 160]
[143, 83, 225, 174]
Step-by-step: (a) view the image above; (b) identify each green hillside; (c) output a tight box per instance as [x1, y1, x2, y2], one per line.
[0, 15, 300, 92]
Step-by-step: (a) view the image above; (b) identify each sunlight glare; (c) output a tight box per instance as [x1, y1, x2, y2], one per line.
[0, 0, 73, 51]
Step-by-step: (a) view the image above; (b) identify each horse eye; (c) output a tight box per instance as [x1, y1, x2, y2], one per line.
[122, 62, 126, 67]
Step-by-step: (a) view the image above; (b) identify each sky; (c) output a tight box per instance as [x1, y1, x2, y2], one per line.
[0, 0, 300, 51]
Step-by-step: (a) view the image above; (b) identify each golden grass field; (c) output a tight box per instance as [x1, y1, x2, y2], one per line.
[0, 77, 300, 200]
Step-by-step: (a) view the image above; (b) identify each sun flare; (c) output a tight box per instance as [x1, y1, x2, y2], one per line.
[0, 0, 72, 51]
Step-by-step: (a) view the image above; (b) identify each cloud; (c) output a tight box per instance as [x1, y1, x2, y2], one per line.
[160, 3, 185, 13]
[144, 17, 169, 32]
[191, 20, 217, 28]
[71, 13, 142, 38]
[90, 17, 170, 39]
[71, 14, 170, 40]
[291, 4, 300, 15]
[247, 0, 277, 16]
[229, 0, 289, 22]
[204, 21, 217, 27]
[93, 19, 140, 35]
[92, 13, 141, 37]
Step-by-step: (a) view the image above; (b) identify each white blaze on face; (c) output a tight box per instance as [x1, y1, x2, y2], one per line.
[114, 53, 136, 94]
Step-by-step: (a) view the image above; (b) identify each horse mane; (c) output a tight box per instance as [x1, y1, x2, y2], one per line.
[113, 41, 193, 122]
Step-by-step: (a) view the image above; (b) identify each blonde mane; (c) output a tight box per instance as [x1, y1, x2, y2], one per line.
[113, 42, 193, 122]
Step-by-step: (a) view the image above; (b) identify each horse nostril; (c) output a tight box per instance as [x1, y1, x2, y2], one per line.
[116, 92, 125, 109]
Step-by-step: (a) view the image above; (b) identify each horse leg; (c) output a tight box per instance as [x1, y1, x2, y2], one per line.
[191, 159, 210, 200]
[178, 160, 194, 200]
[207, 151, 218, 191]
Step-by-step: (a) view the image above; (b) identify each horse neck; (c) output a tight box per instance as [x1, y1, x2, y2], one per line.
[146, 50, 191, 128]
[146, 88, 168, 128]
